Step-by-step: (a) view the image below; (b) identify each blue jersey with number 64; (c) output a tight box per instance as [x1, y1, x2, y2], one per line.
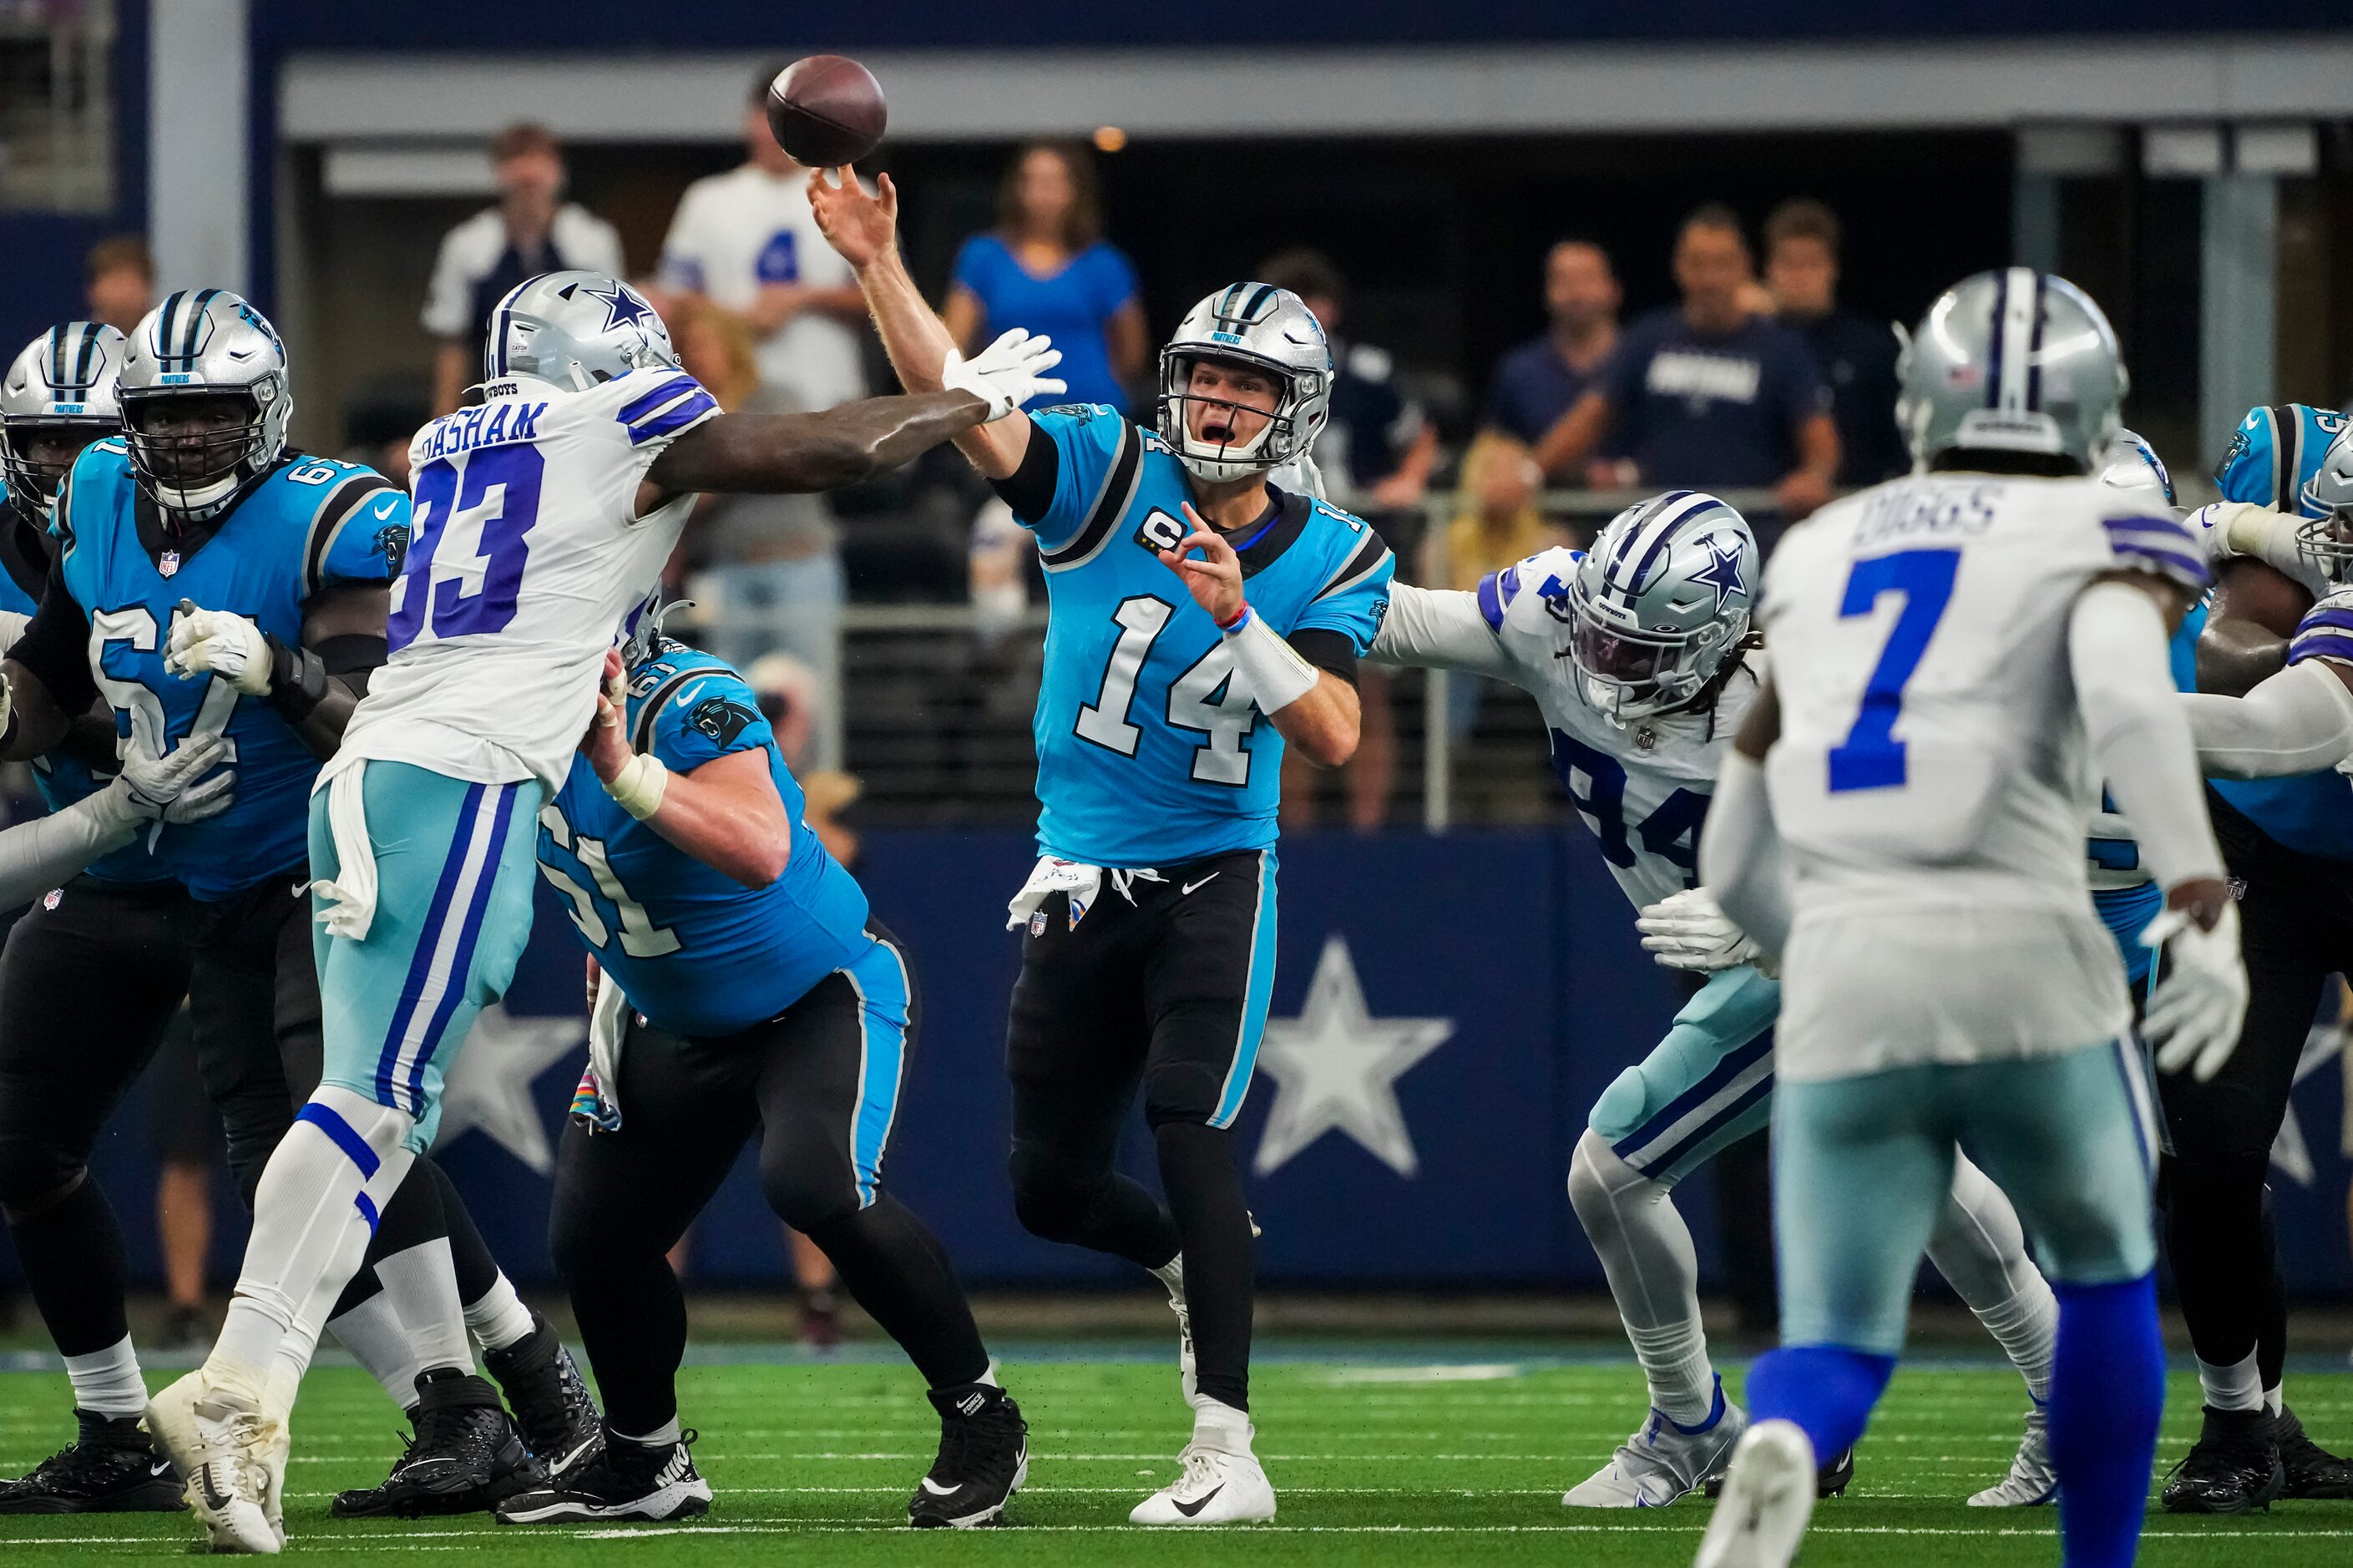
[1011, 405, 1394, 867]
[53, 442, 406, 898]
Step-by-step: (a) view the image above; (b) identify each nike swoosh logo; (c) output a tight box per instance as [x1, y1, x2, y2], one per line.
[292, 878, 312, 898]
[1171, 1484, 1224, 1518]
[372, 498, 399, 519]
[196, 1466, 233, 1511]
[672, 681, 708, 708]
[919, 1477, 959, 1495]
[1181, 874, 1218, 896]
[150, 1459, 175, 1478]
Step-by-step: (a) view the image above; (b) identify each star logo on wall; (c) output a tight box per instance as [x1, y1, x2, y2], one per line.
[432, 1003, 588, 1175]
[1252, 936, 1455, 1179]
[2269, 1015, 2346, 1187]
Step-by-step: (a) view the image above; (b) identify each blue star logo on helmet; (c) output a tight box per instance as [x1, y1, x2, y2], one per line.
[1693, 536, 1747, 612]
[582, 279, 660, 337]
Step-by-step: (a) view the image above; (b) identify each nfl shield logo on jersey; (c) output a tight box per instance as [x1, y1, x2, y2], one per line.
[1030, 909, 1047, 937]
[159, 550, 180, 578]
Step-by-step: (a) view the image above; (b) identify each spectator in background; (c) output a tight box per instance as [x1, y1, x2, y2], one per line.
[422, 123, 623, 416]
[1431, 432, 1567, 740]
[659, 66, 869, 766]
[1765, 198, 1906, 486]
[945, 142, 1146, 412]
[1484, 240, 1621, 449]
[1535, 205, 1838, 520]
[1258, 247, 1434, 832]
[83, 235, 153, 336]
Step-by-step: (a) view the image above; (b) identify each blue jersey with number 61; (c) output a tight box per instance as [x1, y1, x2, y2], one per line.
[535, 640, 872, 1037]
[1009, 405, 1394, 867]
[52, 442, 406, 899]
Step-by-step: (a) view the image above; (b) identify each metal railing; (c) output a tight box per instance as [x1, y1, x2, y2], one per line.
[823, 487, 1804, 833]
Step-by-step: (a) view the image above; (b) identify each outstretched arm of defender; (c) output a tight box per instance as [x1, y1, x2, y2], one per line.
[807, 166, 1040, 482]
[579, 650, 792, 889]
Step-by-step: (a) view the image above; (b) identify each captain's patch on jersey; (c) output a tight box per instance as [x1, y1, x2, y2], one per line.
[1134, 507, 1187, 554]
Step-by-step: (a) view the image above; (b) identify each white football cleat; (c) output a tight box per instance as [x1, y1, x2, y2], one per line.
[146, 1373, 281, 1555]
[1969, 1404, 2057, 1507]
[1567, 1383, 1748, 1507]
[1130, 1419, 1275, 1525]
[1694, 1419, 1816, 1568]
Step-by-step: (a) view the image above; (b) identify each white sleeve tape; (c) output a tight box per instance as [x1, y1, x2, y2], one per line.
[603, 751, 670, 821]
[1224, 608, 1321, 714]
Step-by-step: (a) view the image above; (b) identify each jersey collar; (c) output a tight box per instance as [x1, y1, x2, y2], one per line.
[132, 452, 297, 574]
[1227, 483, 1315, 580]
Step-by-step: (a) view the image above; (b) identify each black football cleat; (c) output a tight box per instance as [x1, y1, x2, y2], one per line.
[2161, 1406, 2286, 1514]
[2275, 1407, 2353, 1500]
[908, 1383, 1028, 1529]
[0, 1410, 183, 1514]
[1703, 1444, 1855, 1502]
[332, 1368, 534, 1518]
[497, 1427, 711, 1524]
[484, 1314, 603, 1477]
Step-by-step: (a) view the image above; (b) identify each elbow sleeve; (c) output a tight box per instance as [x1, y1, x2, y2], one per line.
[2070, 579, 2225, 891]
[2183, 660, 2353, 780]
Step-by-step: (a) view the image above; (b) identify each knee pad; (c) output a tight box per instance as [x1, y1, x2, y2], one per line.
[1586, 1065, 1652, 1146]
[0, 1144, 82, 1219]
[758, 1115, 860, 1235]
[1008, 1145, 1108, 1244]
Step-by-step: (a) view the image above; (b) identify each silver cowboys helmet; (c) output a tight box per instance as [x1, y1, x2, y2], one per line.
[0, 321, 124, 523]
[1565, 490, 1758, 722]
[2295, 423, 2353, 583]
[2098, 427, 2176, 507]
[1156, 283, 1332, 484]
[1896, 267, 2126, 473]
[484, 271, 680, 392]
[118, 290, 291, 524]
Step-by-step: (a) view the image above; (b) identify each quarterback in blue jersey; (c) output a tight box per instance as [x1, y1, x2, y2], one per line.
[505, 632, 1026, 1529]
[2146, 414, 2353, 1511]
[815, 169, 1393, 1525]
[1, 293, 600, 1538]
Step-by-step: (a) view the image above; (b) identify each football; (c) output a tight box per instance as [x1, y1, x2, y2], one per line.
[766, 54, 887, 169]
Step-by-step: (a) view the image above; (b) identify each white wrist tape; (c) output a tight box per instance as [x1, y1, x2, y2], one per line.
[602, 752, 669, 821]
[1222, 606, 1320, 714]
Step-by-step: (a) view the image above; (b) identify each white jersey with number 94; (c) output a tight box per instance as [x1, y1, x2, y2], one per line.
[330, 369, 719, 793]
[1369, 545, 1763, 913]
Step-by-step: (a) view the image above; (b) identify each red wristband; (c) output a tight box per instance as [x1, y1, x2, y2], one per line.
[1216, 602, 1252, 633]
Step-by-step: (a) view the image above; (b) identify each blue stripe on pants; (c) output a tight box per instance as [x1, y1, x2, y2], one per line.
[376, 781, 487, 1110]
[1208, 851, 1278, 1130]
[403, 784, 522, 1111]
[845, 938, 913, 1207]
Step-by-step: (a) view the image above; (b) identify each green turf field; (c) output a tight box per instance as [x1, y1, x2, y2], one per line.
[0, 1349, 2347, 1563]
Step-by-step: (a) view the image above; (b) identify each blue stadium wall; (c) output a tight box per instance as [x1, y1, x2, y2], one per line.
[73, 826, 2353, 1299]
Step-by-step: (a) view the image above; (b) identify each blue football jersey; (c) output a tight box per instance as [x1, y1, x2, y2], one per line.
[55, 443, 407, 899]
[0, 489, 166, 885]
[1016, 406, 1394, 866]
[536, 641, 873, 1037]
[2214, 403, 2349, 518]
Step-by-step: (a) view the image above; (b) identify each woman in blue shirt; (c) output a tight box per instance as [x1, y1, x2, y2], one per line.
[944, 142, 1146, 412]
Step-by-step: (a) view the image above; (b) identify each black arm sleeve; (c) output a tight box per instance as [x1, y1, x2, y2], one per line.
[313, 632, 388, 698]
[10, 559, 98, 716]
[1288, 628, 1359, 687]
[988, 420, 1060, 525]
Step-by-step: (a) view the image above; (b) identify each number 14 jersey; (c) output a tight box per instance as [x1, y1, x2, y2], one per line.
[334, 370, 718, 793]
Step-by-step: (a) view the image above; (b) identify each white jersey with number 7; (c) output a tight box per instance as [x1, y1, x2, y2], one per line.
[328, 369, 719, 794]
[1757, 470, 2206, 1078]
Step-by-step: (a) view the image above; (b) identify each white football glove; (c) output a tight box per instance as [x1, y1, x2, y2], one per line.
[942, 328, 1066, 422]
[2141, 900, 2249, 1082]
[103, 732, 235, 831]
[1635, 887, 1769, 975]
[164, 603, 273, 695]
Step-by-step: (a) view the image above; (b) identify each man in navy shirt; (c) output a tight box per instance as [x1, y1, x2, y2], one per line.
[1765, 199, 1905, 487]
[1483, 240, 1622, 450]
[1535, 205, 1838, 518]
